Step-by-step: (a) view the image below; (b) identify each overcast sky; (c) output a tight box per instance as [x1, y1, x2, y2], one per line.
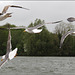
[0, 1, 75, 32]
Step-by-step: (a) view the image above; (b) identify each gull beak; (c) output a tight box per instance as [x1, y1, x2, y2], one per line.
[23, 30, 26, 32]
[1, 59, 3, 61]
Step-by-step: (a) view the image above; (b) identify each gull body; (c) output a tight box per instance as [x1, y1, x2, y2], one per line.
[0, 28, 18, 68]
[25, 28, 43, 33]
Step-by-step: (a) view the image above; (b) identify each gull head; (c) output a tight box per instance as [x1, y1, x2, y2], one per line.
[1, 55, 5, 61]
[23, 29, 28, 32]
[67, 17, 75, 22]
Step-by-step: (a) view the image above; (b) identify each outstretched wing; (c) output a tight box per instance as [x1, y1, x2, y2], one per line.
[2, 5, 11, 14]
[28, 23, 45, 30]
[6, 29, 12, 52]
[60, 30, 75, 48]
[0, 26, 26, 30]
[10, 5, 30, 10]
[28, 20, 62, 30]
[10, 26, 26, 29]
[52, 20, 62, 24]
[46, 20, 62, 24]
[2, 5, 29, 14]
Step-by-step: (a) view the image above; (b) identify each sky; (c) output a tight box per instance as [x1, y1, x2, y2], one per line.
[0, 1, 75, 32]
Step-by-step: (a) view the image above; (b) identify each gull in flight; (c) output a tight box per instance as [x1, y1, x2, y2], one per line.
[67, 17, 75, 22]
[60, 30, 75, 48]
[0, 5, 29, 21]
[10, 20, 62, 33]
[0, 28, 18, 68]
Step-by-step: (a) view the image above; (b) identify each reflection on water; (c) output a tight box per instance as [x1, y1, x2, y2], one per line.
[0, 57, 75, 75]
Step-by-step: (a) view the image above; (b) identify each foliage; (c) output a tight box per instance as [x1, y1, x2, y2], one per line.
[0, 19, 75, 56]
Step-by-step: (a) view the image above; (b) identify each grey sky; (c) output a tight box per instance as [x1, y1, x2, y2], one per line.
[0, 1, 75, 32]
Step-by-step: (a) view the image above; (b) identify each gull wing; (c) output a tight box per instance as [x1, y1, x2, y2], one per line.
[46, 20, 62, 24]
[0, 26, 25, 30]
[28, 23, 44, 30]
[60, 30, 75, 48]
[7, 29, 12, 53]
[2, 5, 29, 14]
[10, 26, 25, 29]
[28, 20, 62, 30]
[10, 5, 30, 10]
[0, 56, 8, 68]
[52, 20, 62, 24]
[2, 5, 11, 14]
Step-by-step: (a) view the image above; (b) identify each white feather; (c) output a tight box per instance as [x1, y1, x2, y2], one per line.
[32, 29, 42, 33]
[9, 48, 18, 60]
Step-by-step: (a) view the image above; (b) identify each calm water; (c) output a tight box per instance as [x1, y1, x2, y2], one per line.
[0, 57, 75, 75]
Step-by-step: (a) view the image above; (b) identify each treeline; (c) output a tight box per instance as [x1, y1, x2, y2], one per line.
[0, 19, 75, 56]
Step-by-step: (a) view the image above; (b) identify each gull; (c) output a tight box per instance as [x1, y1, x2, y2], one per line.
[0, 28, 18, 68]
[67, 17, 75, 22]
[10, 20, 62, 33]
[60, 30, 75, 48]
[0, 5, 29, 21]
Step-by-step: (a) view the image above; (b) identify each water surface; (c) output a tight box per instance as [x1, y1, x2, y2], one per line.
[0, 57, 75, 75]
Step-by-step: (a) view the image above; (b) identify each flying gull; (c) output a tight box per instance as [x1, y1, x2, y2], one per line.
[0, 5, 29, 21]
[60, 30, 75, 48]
[10, 20, 62, 33]
[0, 28, 18, 68]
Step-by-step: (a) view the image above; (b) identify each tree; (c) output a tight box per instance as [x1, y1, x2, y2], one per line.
[54, 21, 74, 41]
[54, 22, 74, 35]
[54, 22, 75, 56]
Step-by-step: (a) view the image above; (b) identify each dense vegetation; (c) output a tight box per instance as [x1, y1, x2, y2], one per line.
[0, 19, 75, 56]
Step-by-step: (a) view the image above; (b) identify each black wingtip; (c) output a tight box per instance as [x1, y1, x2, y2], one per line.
[11, 5, 30, 10]
[52, 20, 63, 24]
[23, 7, 30, 10]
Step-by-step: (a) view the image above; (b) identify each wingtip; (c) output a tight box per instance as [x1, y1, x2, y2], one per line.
[22, 7, 30, 10]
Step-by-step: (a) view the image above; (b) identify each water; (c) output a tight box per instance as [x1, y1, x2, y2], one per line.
[0, 57, 75, 75]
